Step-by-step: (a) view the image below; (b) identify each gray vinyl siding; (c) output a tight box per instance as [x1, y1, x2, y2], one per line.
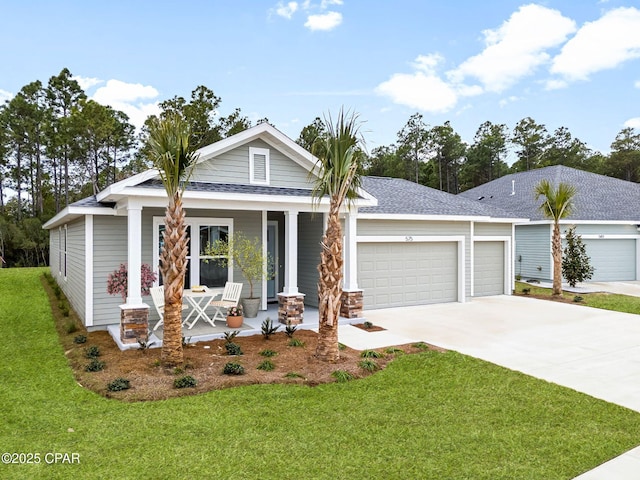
[297, 212, 323, 307]
[49, 229, 60, 276]
[357, 219, 472, 300]
[515, 224, 551, 280]
[93, 216, 128, 327]
[191, 139, 313, 189]
[474, 222, 512, 236]
[60, 219, 86, 322]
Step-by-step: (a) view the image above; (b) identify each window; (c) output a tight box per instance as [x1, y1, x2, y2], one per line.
[61, 225, 67, 279]
[249, 147, 270, 185]
[153, 217, 233, 288]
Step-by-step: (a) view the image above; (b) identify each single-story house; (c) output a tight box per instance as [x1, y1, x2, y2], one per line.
[43, 122, 523, 341]
[459, 165, 640, 282]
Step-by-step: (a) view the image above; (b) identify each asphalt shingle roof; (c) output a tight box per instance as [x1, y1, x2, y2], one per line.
[458, 165, 640, 221]
[138, 179, 315, 197]
[360, 176, 518, 218]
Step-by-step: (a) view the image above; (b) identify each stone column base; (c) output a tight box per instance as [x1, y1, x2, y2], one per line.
[278, 293, 305, 325]
[120, 305, 149, 344]
[340, 290, 363, 319]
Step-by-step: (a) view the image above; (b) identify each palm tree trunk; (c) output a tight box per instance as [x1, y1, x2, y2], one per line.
[160, 195, 188, 366]
[316, 201, 343, 362]
[552, 222, 563, 296]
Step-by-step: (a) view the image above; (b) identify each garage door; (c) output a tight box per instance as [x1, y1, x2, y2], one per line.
[474, 241, 505, 296]
[358, 242, 458, 309]
[582, 239, 636, 281]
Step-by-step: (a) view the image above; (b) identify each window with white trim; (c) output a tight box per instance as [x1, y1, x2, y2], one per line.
[249, 147, 270, 185]
[62, 225, 67, 279]
[153, 217, 233, 288]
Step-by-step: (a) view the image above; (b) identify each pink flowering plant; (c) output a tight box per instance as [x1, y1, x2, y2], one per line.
[107, 263, 157, 301]
[227, 305, 243, 317]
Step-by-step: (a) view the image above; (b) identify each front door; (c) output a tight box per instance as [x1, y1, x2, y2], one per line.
[267, 222, 278, 300]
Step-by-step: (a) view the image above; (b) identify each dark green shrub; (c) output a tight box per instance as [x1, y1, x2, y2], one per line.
[359, 359, 380, 372]
[259, 349, 278, 357]
[284, 321, 297, 338]
[257, 360, 275, 371]
[107, 378, 130, 392]
[73, 334, 87, 344]
[223, 330, 240, 343]
[574, 295, 584, 303]
[225, 342, 243, 356]
[53, 284, 62, 299]
[137, 338, 155, 352]
[331, 370, 354, 383]
[363, 321, 373, 329]
[360, 349, 383, 358]
[338, 343, 346, 351]
[223, 362, 245, 375]
[385, 346, 404, 355]
[288, 338, 305, 347]
[85, 359, 105, 372]
[85, 345, 101, 358]
[563, 226, 594, 287]
[65, 321, 77, 333]
[412, 342, 430, 351]
[284, 372, 305, 379]
[173, 375, 197, 388]
[522, 288, 531, 295]
[261, 317, 280, 339]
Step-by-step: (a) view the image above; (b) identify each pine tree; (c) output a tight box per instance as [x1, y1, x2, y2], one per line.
[562, 226, 594, 287]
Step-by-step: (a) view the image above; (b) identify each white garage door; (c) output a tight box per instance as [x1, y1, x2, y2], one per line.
[474, 241, 505, 296]
[582, 239, 636, 281]
[358, 242, 458, 309]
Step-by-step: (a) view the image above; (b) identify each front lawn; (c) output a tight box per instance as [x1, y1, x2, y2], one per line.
[515, 281, 640, 314]
[2, 268, 640, 479]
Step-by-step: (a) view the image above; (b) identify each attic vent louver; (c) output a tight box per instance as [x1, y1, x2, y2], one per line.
[511, 180, 515, 196]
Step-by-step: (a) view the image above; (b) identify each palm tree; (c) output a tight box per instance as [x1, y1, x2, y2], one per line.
[311, 109, 364, 362]
[147, 114, 199, 366]
[534, 179, 576, 296]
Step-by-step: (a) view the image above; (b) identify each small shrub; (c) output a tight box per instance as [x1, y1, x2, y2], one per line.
[385, 346, 404, 355]
[257, 360, 275, 371]
[53, 284, 62, 299]
[223, 362, 245, 375]
[225, 342, 243, 356]
[137, 337, 155, 352]
[515, 274, 522, 281]
[107, 377, 130, 392]
[65, 321, 78, 333]
[73, 334, 87, 344]
[412, 342, 430, 351]
[363, 321, 373, 330]
[360, 350, 383, 358]
[359, 359, 380, 372]
[284, 321, 298, 338]
[259, 349, 278, 357]
[223, 330, 240, 343]
[173, 375, 197, 388]
[152, 359, 161, 367]
[261, 317, 280, 339]
[284, 372, 305, 379]
[43, 272, 54, 284]
[85, 359, 105, 372]
[288, 338, 305, 347]
[60, 304, 70, 317]
[331, 370, 354, 383]
[338, 343, 346, 351]
[522, 287, 531, 295]
[173, 367, 184, 375]
[85, 345, 101, 358]
[574, 295, 584, 303]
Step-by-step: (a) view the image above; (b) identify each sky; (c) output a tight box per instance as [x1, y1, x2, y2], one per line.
[1, 0, 639, 157]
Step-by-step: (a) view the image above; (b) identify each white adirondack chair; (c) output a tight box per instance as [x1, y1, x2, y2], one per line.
[209, 282, 243, 323]
[150, 285, 188, 331]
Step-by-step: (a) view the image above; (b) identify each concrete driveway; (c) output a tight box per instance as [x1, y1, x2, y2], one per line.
[585, 281, 640, 298]
[362, 295, 640, 479]
[364, 295, 640, 412]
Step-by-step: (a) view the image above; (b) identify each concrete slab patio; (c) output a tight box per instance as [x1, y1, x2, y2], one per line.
[362, 295, 640, 479]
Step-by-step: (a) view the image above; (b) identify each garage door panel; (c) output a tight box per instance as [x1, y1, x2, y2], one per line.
[582, 239, 636, 281]
[474, 241, 505, 297]
[359, 241, 458, 309]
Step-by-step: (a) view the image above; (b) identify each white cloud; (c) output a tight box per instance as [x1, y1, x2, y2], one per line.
[90, 79, 160, 129]
[73, 75, 103, 91]
[450, 4, 576, 92]
[635, 80, 640, 88]
[275, 1, 298, 19]
[624, 117, 640, 129]
[551, 7, 640, 82]
[499, 95, 520, 107]
[376, 71, 458, 114]
[320, 0, 342, 7]
[304, 11, 342, 30]
[0, 89, 13, 104]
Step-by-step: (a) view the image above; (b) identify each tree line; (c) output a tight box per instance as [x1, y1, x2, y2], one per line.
[2, 68, 639, 267]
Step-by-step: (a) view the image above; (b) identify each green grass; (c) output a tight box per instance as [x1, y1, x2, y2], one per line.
[2, 268, 640, 479]
[515, 281, 640, 314]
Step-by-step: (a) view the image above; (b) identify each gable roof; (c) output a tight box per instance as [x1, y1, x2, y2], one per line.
[458, 165, 640, 222]
[360, 176, 521, 220]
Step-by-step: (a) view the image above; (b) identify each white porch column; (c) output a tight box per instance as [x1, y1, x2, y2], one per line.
[126, 203, 144, 306]
[343, 210, 358, 291]
[282, 210, 299, 295]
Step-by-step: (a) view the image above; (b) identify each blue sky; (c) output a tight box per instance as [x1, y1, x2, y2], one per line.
[1, 0, 639, 156]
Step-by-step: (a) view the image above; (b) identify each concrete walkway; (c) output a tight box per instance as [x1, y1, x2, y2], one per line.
[358, 295, 640, 479]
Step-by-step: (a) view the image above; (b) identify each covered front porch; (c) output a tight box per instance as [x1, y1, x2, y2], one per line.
[109, 303, 363, 350]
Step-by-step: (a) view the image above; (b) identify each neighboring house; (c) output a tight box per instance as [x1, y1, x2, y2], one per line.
[43, 123, 522, 335]
[459, 165, 640, 282]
